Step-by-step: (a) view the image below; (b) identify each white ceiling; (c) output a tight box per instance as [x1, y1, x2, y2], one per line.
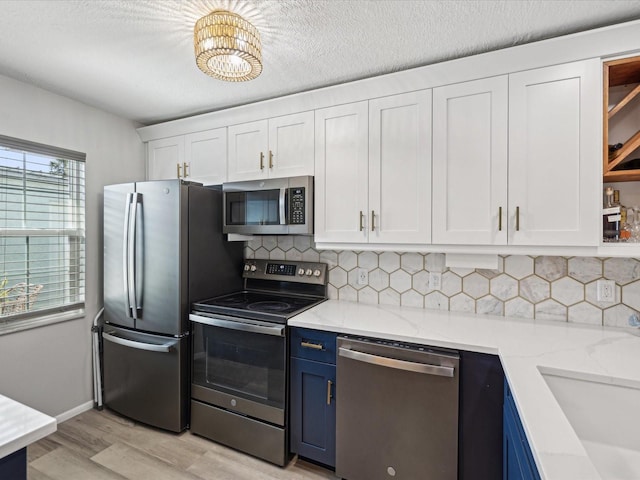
[1, 0, 640, 126]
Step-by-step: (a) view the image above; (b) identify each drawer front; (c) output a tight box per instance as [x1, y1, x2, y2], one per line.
[290, 327, 337, 364]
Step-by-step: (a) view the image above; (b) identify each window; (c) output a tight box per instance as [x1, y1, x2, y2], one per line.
[0, 135, 85, 332]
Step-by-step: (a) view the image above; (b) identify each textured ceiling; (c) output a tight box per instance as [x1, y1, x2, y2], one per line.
[1, 0, 640, 126]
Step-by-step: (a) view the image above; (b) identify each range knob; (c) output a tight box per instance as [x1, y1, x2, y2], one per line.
[313, 269, 321, 277]
[250, 264, 257, 272]
[243, 264, 250, 272]
[305, 269, 313, 276]
[297, 268, 305, 276]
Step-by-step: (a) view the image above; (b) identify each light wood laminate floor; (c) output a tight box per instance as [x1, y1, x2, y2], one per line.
[28, 408, 337, 480]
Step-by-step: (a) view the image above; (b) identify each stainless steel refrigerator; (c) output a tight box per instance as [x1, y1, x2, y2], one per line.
[102, 179, 243, 432]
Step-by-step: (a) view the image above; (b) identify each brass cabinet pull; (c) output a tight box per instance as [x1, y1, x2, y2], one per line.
[183, 162, 189, 178]
[498, 206, 502, 231]
[260, 152, 265, 170]
[269, 150, 274, 169]
[301, 341, 323, 350]
[327, 380, 333, 405]
[516, 206, 520, 231]
[359, 211, 364, 231]
[176, 163, 182, 178]
[371, 210, 375, 232]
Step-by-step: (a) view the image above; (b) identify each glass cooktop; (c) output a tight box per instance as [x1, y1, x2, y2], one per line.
[192, 290, 325, 323]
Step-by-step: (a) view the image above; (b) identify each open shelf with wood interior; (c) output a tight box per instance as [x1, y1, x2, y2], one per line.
[603, 55, 640, 182]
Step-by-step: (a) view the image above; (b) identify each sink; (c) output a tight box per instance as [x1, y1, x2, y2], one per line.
[540, 368, 640, 480]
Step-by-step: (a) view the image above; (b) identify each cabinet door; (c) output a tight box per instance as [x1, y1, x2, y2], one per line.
[369, 90, 432, 244]
[314, 102, 369, 243]
[227, 120, 268, 181]
[147, 136, 184, 181]
[459, 352, 504, 480]
[503, 382, 541, 480]
[268, 111, 314, 178]
[508, 60, 600, 246]
[184, 128, 227, 185]
[290, 357, 336, 467]
[433, 77, 508, 245]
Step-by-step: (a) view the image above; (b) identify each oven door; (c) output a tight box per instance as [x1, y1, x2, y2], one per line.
[189, 313, 286, 426]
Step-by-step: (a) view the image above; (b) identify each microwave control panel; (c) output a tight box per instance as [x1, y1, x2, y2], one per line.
[289, 187, 306, 225]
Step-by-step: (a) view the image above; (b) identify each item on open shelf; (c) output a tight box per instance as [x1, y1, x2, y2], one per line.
[603, 187, 622, 241]
[619, 158, 640, 170]
[609, 143, 624, 154]
[627, 207, 640, 243]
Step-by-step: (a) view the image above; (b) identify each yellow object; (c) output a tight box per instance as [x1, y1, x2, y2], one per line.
[194, 10, 262, 82]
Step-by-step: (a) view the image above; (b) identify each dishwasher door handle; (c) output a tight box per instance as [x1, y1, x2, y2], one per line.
[338, 347, 454, 377]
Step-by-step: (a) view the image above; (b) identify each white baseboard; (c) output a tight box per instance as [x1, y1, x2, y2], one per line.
[56, 400, 94, 424]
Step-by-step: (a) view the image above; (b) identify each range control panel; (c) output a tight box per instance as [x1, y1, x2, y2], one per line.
[243, 259, 327, 285]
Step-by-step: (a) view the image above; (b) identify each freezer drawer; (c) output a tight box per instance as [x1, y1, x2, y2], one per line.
[102, 326, 188, 432]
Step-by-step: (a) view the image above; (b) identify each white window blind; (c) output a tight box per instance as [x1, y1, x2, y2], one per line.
[0, 135, 85, 326]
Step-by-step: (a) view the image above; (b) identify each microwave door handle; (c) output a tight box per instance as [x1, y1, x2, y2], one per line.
[279, 187, 287, 225]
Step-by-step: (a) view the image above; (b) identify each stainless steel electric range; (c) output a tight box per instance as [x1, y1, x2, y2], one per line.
[189, 259, 328, 466]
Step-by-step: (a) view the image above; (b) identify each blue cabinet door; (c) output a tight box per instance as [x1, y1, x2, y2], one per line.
[290, 357, 336, 467]
[458, 351, 504, 479]
[0, 448, 26, 480]
[503, 381, 541, 480]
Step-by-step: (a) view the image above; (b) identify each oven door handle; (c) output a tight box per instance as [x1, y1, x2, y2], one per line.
[189, 313, 285, 337]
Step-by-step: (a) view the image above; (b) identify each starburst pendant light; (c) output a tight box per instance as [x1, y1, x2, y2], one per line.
[194, 9, 262, 82]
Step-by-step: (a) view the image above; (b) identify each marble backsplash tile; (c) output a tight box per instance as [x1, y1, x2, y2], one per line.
[244, 236, 640, 327]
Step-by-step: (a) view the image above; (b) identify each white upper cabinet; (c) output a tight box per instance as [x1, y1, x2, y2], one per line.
[147, 128, 227, 185]
[227, 111, 314, 181]
[314, 101, 369, 243]
[432, 76, 508, 245]
[315, 90, 432, 246]
[183, 128, 227, 185]
[433, 59, 600, 248]
[369, 90, 432, 244]
[508, 59, 600, 246]
[148, 136, 184, 181]
[227, 120, 268, 181]
[269, 112, 315, 178]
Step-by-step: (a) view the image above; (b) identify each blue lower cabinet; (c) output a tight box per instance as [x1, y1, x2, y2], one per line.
[290, 356, 336, 468]
[0, 448, 27, 480]
[289, 328, 337, 468]
[458, 351, 504, 479]
[503, 380, 541, 480]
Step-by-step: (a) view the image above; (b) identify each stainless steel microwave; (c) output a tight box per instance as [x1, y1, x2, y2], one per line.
[222, 176, 313, 235]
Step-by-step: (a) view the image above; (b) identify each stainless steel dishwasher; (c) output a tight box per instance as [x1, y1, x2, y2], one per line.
[336, 336, 460, 480]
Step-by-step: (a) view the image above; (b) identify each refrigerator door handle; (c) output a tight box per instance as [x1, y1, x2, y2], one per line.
[123, 193, 133, 318]
[127, 193, 142, 319]
[133, 193, 144, 314]
[103, 331, 175, 353]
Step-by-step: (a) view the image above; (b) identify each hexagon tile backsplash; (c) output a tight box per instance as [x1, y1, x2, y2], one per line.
[244, 236, 640, 327]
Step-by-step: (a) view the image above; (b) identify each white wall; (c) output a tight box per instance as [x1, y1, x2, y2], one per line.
[0, 74, 145, 417]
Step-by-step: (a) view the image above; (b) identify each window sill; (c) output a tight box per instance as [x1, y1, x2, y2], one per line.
[0, 308, 85, 336]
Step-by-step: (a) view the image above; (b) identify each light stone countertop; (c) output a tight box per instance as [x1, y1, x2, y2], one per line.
[288, 299, 640, 480]
[0, 394, 56, 459]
